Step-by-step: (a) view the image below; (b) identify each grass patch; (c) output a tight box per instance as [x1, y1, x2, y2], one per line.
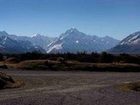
[16, 60, 59, 70]
[119, 81, 140, 92]
[0, 72, 24, 89]
[5, 59, 140, 72]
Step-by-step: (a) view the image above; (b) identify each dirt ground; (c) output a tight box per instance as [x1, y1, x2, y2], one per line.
[0, 69, 140, 105]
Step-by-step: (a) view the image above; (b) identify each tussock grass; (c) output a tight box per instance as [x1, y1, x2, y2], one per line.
[5, 57, 20, 64]
[16, 60, 59, 70]
[10, 59, 140, 72]
[119, 81, 140, 92]
[0, 72, 24, 89]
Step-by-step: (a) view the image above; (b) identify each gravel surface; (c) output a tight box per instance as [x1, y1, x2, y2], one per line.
[0, 69, 140, 105]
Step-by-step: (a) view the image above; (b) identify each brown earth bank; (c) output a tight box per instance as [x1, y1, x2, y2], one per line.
[0, 69, 140, 105]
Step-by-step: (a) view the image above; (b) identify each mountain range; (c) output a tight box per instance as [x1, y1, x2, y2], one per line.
[9, 33, 55, 51]
[0, 28, 140, 54]
[0, 31, 46, 53]
[47, 28, 119, 53]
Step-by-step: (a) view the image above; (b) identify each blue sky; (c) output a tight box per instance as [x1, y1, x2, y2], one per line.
[0, 0, 140, 39]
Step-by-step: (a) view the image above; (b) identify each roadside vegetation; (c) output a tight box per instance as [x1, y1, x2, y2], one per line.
[11, 59, 139, 72]
[0, 72, 24, 89]
[0, 52, 139, 71]
[119, 81, 140, 92]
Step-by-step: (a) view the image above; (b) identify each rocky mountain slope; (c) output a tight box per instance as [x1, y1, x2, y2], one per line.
[109, 31, 140, 54]
[47, 28, 119, 53]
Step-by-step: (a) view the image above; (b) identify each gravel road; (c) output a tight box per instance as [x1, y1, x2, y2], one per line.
[0, 69, 140, 105]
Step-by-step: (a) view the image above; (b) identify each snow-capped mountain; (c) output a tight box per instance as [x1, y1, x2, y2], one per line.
[0, 29, 120, 54]
[30, 34, 56, 50]
[0, 31, 46, 53]
[47, 28, 119, 53]
[0, 31, 9, 36]
[8, 34, 55, 51]
[109, 31, 140, 54]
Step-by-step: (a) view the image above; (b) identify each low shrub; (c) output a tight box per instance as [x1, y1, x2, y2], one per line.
[0, 72, 24, 89]
[119, 82, 140, 91]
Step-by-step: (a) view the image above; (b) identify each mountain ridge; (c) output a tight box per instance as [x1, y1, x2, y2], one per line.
[0, 32, 46, 53]
[0, 28, 121, 54]
[47, 28, 120, 53]
[109, 31, 140, 54]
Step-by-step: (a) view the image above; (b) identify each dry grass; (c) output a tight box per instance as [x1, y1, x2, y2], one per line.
[15, 60, 59, 70]
[0, 72, 24, 89]
[119, 81, 140, 92]
[5, 57, 20, 64]
[2, 59, 140, 72]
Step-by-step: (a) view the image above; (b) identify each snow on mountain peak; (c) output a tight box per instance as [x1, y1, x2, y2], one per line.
[0, 31, 9, 36]
[67, 28, 78, 33]
[64, 28, 79, 35]
[47, 28, 119, 53]
[120, 31, 140, 45]
[2, 36, 8, 45]
[47, 43, 63, 53]
[59, 28, 85, 41]
[32, 33, 42, 37]
[76, 40, 79, 44]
